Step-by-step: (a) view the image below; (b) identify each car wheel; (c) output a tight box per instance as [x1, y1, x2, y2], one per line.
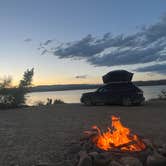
[122, 97, 132, 106]
[134, 100, 145, 106]
[83, 98, 92, 106]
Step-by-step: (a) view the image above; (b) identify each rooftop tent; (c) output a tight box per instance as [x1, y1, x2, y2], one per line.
[102, 70, 133, 84]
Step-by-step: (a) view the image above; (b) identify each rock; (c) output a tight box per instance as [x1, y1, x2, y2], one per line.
[142, 139, 154, 149]
[82, 141, 93, 151]
[77, 155, 93, 166]
[120, 156, 143, 166]
[78, 151, 88, 158]
[88, 151, 99, 158]
[146, 152, 166, 166]
[109, 160, 123, 166]
[158, 147, 166, 157]
[158, 144, 166, 157]
[91, 152, 111, 165]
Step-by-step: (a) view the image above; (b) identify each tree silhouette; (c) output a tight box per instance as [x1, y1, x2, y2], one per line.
[0, 68, 34, 108]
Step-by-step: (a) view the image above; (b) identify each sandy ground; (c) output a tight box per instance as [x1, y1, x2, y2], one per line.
[0, 100, 166, 166]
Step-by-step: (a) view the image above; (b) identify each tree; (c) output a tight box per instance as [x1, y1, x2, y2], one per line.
[19, 68, 34, 88]
[0, 77, 12, 89]
[0, 68, 34, 109]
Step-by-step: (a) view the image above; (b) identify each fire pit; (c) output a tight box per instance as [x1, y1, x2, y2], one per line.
[70, 115, 166, 166]
[89, 116, 146, 152]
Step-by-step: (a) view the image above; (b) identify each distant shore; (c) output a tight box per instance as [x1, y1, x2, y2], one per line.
[29, 79, 166, 93]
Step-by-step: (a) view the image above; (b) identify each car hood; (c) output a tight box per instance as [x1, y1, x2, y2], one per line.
[82, 91, 96, 97]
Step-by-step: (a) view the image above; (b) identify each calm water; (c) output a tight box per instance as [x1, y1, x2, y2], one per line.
[27, 85, 166, 105]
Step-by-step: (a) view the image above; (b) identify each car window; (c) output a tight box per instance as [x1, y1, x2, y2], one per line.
[98, 87, 109, 92]
[97, 87, 104, 92]
[105, 83, 134, 91]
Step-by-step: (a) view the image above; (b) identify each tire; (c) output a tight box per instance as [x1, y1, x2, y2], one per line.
[83, 98, 92, 106]
[134, 100, 145, 106]
[122, 97, 132, 106]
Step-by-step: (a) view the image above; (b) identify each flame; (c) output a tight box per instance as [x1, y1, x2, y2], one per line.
[91, 116, 146, 152]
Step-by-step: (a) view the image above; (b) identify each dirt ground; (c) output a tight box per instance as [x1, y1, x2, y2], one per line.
[0, 100, 166, 166]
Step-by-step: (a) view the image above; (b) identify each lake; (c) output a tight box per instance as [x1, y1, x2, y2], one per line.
[26, 85, 166, 105]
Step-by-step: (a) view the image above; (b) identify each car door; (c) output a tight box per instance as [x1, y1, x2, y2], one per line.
[93, 87, 110, 103]
[107, 84, 122, 104]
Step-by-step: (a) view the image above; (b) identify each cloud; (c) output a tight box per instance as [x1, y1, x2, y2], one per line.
[24, 38, 32, 42]
[136, 63, 166, 74]
[41, 49, 48, 55]
[75, 75, 87, 79]
[43, 40, 53, 45]
[53, 34, 140, 60]
[42, 14, 166, 73]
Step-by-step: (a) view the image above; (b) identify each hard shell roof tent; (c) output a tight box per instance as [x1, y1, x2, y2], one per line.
[102, 70, 133, 84]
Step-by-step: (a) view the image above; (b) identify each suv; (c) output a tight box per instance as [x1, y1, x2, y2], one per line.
[81, 82, 145, 106]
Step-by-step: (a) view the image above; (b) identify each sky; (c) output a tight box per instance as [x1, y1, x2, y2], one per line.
[0, 0, 166, 86]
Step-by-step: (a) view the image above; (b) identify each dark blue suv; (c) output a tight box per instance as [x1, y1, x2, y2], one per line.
[81, 82, 145, 106]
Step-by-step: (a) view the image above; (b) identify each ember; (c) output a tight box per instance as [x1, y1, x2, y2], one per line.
[90, 115, 146, 152]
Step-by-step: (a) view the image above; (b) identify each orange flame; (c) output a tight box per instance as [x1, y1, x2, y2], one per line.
[91, 116, 146, 152]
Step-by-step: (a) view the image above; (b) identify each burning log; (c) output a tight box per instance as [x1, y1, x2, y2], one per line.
[111, 140, 139, 150]
[80, 130, 98, 141]
[90, 116, 146, 152]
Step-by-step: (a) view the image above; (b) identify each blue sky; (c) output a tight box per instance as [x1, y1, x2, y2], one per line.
[0, 0, 166, 85]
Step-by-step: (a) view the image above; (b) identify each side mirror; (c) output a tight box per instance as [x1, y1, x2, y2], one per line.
[97, 90, 102, 93]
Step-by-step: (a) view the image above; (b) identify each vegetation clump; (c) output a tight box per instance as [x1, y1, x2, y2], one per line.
[0, 68, 34, 109]
[158, 89, 166, 100]
[45, 98, 65, 105]
[35, 98, 65, 107]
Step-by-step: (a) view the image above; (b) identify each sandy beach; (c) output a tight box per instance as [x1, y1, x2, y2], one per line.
[0, 100, 166, 166]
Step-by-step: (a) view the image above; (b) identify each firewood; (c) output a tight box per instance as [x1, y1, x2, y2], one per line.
[80, 130, 98, 141]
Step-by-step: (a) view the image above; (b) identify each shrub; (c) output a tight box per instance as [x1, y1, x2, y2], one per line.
[46, 98, 53, 105]
[45, 98, 65, 105]
[158, 89, 166, 100]
[0, 68, 34, 109]
[34, 98, 65, 107]
[53, 99, 65, 104]
[35, 100, 45, 106]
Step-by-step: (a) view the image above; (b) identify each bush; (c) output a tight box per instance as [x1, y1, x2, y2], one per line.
[158, 89, 166, 100]
[35, 100, 45, 106]
[53, 99, 65, 104]
[45, 98, 65, 105]
[0, 68, 34, 109]
[34, 98, 65, 107]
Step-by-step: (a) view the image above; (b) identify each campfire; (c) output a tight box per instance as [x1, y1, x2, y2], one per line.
[88, 115, 146, 152]
[68, 115, 166, 166]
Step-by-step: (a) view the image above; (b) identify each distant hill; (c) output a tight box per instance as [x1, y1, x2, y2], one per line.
[29, 79, 166, 93]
